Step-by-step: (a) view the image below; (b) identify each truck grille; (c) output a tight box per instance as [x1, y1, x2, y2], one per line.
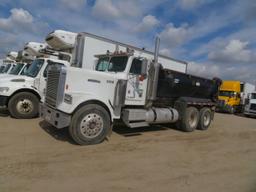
[250, 104, 256, 110]
[217, 100, 225, 107]
[45, 65, 66, 107]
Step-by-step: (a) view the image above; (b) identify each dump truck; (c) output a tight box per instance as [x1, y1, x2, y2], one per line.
[40, 34, 221, 145]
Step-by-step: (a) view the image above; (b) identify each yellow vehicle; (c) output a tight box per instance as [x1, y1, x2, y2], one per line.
[217, 81, 241, 113]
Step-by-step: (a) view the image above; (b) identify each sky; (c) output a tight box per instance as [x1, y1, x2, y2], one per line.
[0, 0, 255, 83]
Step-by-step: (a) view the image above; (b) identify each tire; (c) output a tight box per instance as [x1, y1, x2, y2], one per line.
[8, 92, 39, 119]
[69, 104, 111, 145]
[177, 106, 199, 132]
[197, 107, 212, 130]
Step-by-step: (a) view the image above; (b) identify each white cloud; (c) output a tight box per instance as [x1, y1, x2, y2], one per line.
[159, 48, 171, 56]
[58, 0, 86, 10]
[0, 8, 33, 32]
[159, 23, 190, 48]
[92, 0, 120, 20]
[92, 0, 144, 21]
[188, 61, 221, 79]
[178, 0, 213, 10]
[134, 15, 159, 33]
[208, 39, 253, 63]
[188, 61, 256, 83]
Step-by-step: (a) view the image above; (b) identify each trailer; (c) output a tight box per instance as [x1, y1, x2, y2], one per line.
[40, 35, 221, 145]
[70, 32, 187, 73]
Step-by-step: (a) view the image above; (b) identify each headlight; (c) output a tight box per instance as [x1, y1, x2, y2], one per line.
[0, 87, 9, 93]
[64, 93, 72, 104]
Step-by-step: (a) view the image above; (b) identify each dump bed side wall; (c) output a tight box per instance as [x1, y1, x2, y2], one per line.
[156, 69, 220, 102]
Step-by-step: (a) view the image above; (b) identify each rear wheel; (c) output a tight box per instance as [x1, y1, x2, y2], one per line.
[8, 92, 39, 119]
[177, 106, 199, 132]
[69, 104, 111, 145]
[197, 107, 212, 130]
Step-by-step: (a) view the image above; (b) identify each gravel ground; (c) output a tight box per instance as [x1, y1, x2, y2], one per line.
[0, 113, 256, 192]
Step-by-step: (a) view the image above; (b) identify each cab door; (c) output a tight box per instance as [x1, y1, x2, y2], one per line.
[125, 58, 148, 106]
[36, 61, 48, 100]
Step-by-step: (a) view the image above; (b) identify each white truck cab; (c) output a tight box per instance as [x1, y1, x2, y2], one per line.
[244, 92, 256, 117]
[0, 58, 70, 118]
[0, 62, 16, 75]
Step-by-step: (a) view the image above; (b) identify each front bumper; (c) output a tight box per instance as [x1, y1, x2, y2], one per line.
[0, 95, 8, 108]
[244, 110, 256, 117]
[40, 103, 71, 129]
[216, 103, 234, 113]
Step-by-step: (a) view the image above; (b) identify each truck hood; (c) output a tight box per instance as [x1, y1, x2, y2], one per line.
[0, 74, 18, 80]
[0, 75, 34, 83]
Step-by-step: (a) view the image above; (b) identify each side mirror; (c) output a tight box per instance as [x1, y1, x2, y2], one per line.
[141, 59, 148, 76]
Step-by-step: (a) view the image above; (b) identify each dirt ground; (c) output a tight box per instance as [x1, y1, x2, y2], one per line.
[0, 113, 256, 192]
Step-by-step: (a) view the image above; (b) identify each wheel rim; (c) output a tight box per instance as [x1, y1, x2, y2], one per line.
[203, 111, 211, 127]
[80, 113, 104, 139]
[16, 99, 34, 115]
[188, 111, 198, 128]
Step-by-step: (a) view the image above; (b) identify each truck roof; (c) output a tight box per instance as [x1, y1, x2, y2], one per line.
[220, 80, 241, 92]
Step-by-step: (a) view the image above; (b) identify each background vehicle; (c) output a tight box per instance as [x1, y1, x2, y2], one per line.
[0, 30, 76, 119]
[0, 60, 16, 75]
[40, 35, 221, 145]
[244, 92, 256, 117]
[217, 81, 255, 113]
[240, 82, 255, 108]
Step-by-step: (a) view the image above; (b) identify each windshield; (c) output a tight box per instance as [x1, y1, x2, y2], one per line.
[251, 93, 256, 99]
[26, 59, 44, 77]
[2, 64, 12, 73]
[9, 63, 25, 75]
[20, 64, 30, 75]
[219, 91, 236, 97]
[95, 56, 128, 72]
[0, 66, 5, 73]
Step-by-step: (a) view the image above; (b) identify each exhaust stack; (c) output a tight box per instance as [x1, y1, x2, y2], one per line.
[150, 36, 161, 101]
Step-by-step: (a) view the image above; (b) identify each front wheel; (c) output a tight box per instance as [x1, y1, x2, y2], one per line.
[8, 92, 39, 119]
[69, 104, 111, 145]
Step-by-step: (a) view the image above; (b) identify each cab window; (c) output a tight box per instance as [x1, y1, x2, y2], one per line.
[96, 57, 109, 71]
[130, 58, 142, 75]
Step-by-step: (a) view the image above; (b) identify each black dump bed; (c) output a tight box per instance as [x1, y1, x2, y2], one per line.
[157, 68, 221, 102]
